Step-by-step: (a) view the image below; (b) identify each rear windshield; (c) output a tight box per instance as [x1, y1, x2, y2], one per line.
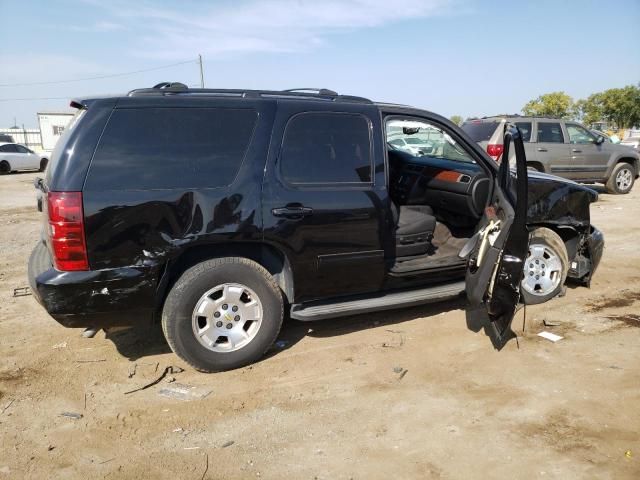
[461, 121, 499, 142]
[85, 107, 257, 191]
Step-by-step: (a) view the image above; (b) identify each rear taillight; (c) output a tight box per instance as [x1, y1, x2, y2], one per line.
[487, 144, 504, 161]
[47, 192, 89, 271]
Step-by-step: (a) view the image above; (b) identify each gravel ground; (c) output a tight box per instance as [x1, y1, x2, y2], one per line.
[0, 172, 638, 479]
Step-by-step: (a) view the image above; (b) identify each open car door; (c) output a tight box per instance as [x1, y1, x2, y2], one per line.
[463, 126, 529, 349]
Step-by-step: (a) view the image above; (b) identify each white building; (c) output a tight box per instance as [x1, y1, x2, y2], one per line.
[37, 112, 75, 151]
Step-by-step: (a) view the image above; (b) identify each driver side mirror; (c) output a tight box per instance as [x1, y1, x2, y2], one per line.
[595, 135, 605, 145]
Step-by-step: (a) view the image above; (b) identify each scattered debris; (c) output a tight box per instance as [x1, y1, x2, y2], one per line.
[608, 365, 623, 370]
[1, 399, 15, 415]
[158, 383, 212, 401]
[537, 331, 563, 342]
[128, 363, 138, 379]
[543, 319, 561, 327]
[12, 286, 31, 297]
[81, 328, 99, 338]
[221, 440, 234, 448]
[172, 427, 184, 433]
[625, 450, 632, 459]
[184, 446, 200, 450]
[398, 370, 408, 381]
[274, 340, 289, 349]
[124, 366, 185, 395]
[99, 458, 115, 465]
[201, 453, 209, 480]
[74, 359, 106, 364]
[52, 342, 67, 349]
[60, 412, 83, 420]
[47, 445, 55, 452]
[392, 366, 403, 374]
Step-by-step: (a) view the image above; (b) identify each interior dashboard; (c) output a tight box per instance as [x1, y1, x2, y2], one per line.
[388, 148, 490, 223]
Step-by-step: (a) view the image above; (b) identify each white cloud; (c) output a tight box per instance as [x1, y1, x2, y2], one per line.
[90, 0, 457, 59]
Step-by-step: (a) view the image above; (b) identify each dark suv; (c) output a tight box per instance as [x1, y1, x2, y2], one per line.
[29, 83, 604, 372]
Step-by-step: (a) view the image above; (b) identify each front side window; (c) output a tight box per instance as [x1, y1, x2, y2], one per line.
[387, 118, 474, 163]
[86, 107, 258, 190]
[15, 145, 30, 154]
[566, 124, 596, 144]
[537, 122, 564, 143]
[280, 112, 372, 184]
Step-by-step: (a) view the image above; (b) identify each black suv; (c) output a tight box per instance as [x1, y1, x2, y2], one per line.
[29, 83, 604, 372]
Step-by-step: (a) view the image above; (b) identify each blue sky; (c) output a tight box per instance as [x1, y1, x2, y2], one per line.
[1, 0, 639, 128]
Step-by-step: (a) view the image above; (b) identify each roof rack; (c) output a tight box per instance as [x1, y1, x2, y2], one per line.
[127, 83, 372, 104]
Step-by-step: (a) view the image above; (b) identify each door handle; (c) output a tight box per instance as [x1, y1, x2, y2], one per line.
[537, 148, 547, 152]
[572, 149, 582, 153]
[272, 206, 314, 218]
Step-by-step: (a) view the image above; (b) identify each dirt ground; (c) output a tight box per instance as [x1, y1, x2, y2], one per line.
[0, 171, 638, 479]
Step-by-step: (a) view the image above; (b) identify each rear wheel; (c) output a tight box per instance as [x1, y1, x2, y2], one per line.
[162, 257, 284, 372]
[39, 158, 48, 172]
[606, 162, 635, 194]
[521, 228, 568, 305]
[0, 160, 10, 175]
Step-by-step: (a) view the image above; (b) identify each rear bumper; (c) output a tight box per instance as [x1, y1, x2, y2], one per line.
[28, 242, 158, 328]
[587, 225, 604, 280]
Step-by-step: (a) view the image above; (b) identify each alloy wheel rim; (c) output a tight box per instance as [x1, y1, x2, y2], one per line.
[615, 168, 632, 191]
[191, 283, 263, 353]
[521, 244, 563, 296]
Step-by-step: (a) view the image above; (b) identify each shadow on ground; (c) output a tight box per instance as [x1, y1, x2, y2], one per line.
[104, 297, 471, 363]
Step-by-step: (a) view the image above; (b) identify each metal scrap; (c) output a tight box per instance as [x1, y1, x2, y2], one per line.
[12, 287, 31, 297]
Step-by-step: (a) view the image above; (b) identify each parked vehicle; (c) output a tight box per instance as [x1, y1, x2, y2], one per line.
[0, 133, 15, 143]
[461, 116, 640, 194]
[0, 143, 48, 174]
[388, 136, 434, 155]
[621, 136, 640, 151]
[29, 84, 604, 372]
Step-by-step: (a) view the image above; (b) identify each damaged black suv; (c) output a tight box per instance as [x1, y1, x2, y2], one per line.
[29, 83, 604, 372]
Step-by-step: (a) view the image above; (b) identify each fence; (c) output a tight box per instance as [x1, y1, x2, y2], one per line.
[0, 128, 43, 151]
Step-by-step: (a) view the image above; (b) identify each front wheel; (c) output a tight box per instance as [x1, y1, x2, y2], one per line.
[162, 257, 284, 372]
[0, 160, 10, 175]
[606, 162, 635, 194]
[521, 228, 569, 305]
[39, 158, 48, 172]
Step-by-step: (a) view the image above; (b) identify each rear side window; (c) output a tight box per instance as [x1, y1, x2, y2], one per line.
[460, 121, 499, 142]
[280, 112, 372, 184]
[514, 122, 532, 142]
[0, 144, 18, 153]
[86, 108, 257, 190]
[537, 122, 564, 143]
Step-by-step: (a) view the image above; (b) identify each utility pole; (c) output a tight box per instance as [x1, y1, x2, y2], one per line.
[198, 54, 205, 88]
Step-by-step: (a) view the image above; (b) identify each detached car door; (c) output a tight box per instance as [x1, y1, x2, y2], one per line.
[465, 126, 529, 348]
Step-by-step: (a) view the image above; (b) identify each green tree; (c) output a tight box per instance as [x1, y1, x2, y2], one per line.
[574, 93, 604, 126]
[449, 115, 463, 126]
[598, 85, 640, 128]
[522, 91, 575, 118]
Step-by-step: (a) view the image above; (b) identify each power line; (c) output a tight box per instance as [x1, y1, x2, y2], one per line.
[0, 59, 197, 88]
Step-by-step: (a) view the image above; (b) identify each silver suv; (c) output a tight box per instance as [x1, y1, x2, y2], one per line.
[462, 116, 640, 194]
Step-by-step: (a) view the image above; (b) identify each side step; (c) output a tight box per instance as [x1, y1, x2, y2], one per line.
[290, 281, 466, 321]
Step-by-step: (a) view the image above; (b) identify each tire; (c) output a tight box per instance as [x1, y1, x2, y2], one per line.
[161, 257, 284, 372]
[0, 160, 10, 175]
[605, 162, 635, 194]
[39, 158, 48, 172]
[521, 228, 569, 305]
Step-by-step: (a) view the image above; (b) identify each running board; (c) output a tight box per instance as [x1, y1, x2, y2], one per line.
[290, 281, 466, 321]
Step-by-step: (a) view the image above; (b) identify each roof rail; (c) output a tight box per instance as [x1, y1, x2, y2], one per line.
[127, 83, 372, 104]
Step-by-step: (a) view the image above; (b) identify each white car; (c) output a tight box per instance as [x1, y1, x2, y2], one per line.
[0, 143, 48, 174]
[388, 137, 434, 155]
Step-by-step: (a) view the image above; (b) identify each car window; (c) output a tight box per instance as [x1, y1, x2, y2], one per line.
[460, 121, 500, 142]
[281, 112, 372, 184]
[387, 118, 475, 164]
[566, 124, 596, 144]
[0, 144, 18, 153]
[514, 122, 532, 142]
[86, 107, 258, 191]
[537, 122, 564, 143]
[389, 139, 405, 147]
[15, 145, 30, 154]
[0, 135, 14, 142]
